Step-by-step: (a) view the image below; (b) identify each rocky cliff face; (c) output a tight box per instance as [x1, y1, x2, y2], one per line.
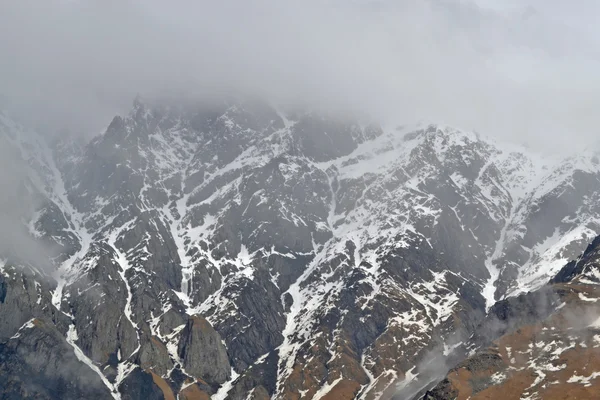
[420, 236, 600, 400]
[1, 100, 600, 399]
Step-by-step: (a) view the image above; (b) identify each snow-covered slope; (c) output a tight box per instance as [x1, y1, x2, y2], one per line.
[0, 100, 599, 399]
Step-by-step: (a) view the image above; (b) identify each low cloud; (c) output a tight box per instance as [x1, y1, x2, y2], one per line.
[1, 0, 599, 149]
[0, 139, 52, 271]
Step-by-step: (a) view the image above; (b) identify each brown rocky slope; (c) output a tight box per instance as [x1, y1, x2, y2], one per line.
[421, 236, 600, 400]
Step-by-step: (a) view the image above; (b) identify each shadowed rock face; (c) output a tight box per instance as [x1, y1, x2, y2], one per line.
[0, 319, 112, 400]
[178, 316, 231, 386]
[1, 101, 600, 399]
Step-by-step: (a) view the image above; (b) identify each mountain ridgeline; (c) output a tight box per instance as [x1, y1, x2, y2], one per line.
[1, 99, 600, 399]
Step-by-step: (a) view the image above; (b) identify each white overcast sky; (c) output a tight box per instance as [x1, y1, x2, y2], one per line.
[0, 0, 599, 149]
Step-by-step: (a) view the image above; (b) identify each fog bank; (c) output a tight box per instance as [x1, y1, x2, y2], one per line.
[1, 0, 599, 149]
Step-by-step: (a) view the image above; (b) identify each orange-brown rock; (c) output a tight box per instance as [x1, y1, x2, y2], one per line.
[149, 371, 176, 400]
[425, 284, 600, 400]
[178, 383, 211, 400]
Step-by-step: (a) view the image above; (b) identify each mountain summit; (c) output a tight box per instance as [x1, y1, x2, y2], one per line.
[1, 99, 600, 399]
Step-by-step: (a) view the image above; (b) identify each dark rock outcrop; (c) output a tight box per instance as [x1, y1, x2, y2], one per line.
[178, 315, 231, 386]
[0, 319, 113, 400]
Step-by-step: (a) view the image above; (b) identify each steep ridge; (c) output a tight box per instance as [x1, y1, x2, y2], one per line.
[1, 100, 600, 399]
[420, 236, 600, 400]
[498, 151, 600, 297]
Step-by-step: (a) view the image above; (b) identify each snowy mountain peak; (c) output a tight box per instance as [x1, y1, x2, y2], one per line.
[1, 102, 600, 399]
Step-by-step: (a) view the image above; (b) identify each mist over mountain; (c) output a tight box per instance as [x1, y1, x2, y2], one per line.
[1, 1, 600, 400]
[2, 0, 600, 148]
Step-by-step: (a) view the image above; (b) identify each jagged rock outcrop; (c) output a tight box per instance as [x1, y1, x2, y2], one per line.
[137, 334, 174, 377]
[0, 264, 69, 342]
[178, 316, 231, 386]
[0, 318, 113, 399]
[119, 368, 175, 400]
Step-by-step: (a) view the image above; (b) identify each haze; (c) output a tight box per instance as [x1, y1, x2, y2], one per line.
[1, 0, 599, 150]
